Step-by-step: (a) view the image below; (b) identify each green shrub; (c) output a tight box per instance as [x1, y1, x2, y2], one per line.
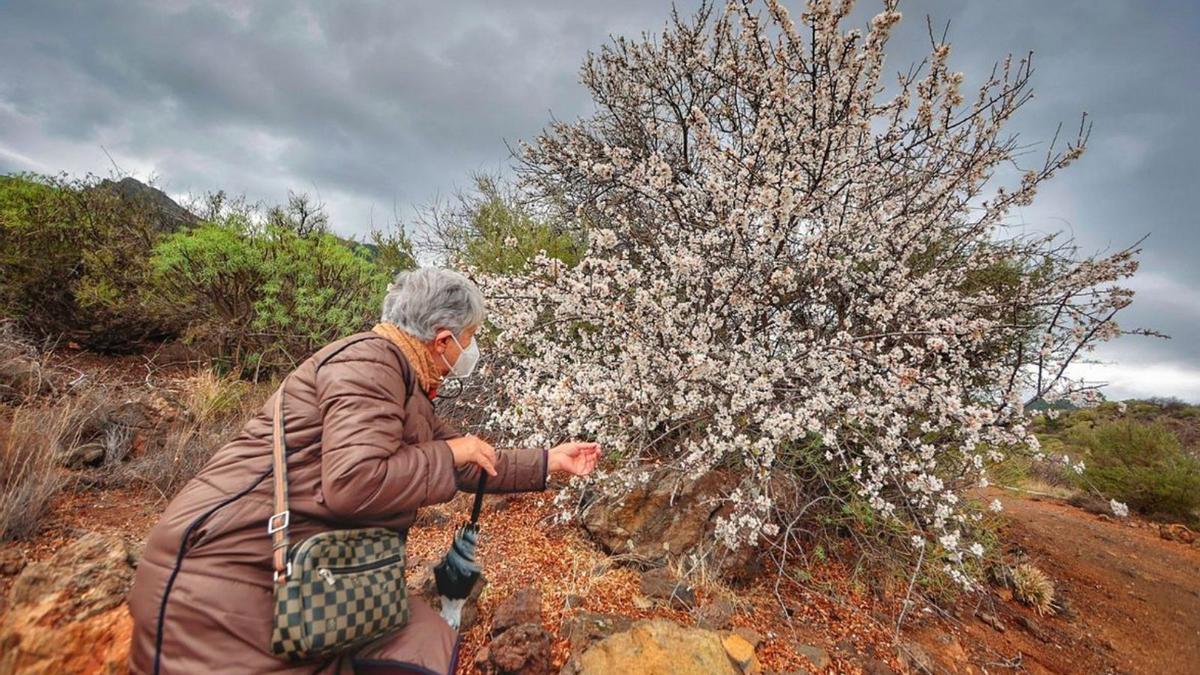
[151, 219, 391, 375]
[419, 174, 583, 273]
[0, 173, 184, 350]
[1072, 419, 1200, 524]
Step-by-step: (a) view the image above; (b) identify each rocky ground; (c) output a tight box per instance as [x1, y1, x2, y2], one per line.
[3, 479, 1199, 674]
[2, 347, 1199, 674]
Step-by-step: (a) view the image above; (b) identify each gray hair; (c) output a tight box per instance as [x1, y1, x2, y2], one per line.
[380, 268, 485, 340]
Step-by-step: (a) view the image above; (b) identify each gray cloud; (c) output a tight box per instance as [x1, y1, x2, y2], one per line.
[1, 0, 1197, 400]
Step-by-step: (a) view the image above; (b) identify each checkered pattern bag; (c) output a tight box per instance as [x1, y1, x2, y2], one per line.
[266, 382, 410, 661]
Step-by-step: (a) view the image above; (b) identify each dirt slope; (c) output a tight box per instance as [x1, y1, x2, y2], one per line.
[916, 490, 1200, 675]
[1001, 491, 1200, 672]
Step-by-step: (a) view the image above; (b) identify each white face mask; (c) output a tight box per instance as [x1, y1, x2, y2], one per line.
[441, 331, 480, 379]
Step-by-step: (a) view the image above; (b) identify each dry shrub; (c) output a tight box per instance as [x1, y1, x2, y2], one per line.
[1011, 563, 1056, 616]
[180, 368, 257, 423]
[0, 404, 80, 541]
[121, 421, 239, 500]
[116, 369, 272, 500]
[0, 320, 57, 404]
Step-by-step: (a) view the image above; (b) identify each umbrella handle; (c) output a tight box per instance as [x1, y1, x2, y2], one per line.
[469, 472, 487, 525]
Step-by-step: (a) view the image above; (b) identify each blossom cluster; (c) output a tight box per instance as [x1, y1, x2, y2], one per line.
[469, 0, 1138, 584]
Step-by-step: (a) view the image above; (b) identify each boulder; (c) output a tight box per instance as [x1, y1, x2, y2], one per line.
[564, 619, 740, 675]
[580, 471, 765, 583]
[0, 532, 136, 675]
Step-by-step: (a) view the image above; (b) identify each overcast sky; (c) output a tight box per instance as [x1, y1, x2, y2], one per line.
[1, 0, 1197, 401]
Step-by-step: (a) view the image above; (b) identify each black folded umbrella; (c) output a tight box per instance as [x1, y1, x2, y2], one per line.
[434, 472, 486, 629]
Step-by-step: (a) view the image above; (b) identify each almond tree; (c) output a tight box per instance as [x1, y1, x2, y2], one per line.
[473, 0, 1139, 585]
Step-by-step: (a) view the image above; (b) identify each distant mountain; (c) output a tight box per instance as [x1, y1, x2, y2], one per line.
[93, 177, 198, 232]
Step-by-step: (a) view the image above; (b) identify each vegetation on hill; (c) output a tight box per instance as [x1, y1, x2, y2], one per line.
[1027, 400, 1200, 526]
[0, 173, 422, 376]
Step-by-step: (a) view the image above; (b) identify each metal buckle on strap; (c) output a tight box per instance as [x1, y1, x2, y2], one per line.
[267, 510, 290, 535]
[273, 562, 292, 583]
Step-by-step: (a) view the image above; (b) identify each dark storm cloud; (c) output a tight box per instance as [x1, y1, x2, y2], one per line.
[1, 0, 1197, 399]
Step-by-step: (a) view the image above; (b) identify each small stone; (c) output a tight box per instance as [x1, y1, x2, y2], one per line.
[0, 548, 27, 576]
[489, 623, 554, 675]
[565, 593, 585, 609]
[732, 626, 763, 649]
[639, 567, 696, 609]
[698, 597, 735, 629]
[721, 633, 761, 674]
[976, 610, 1005, 632]
[492, 587, 543, 636]
[797, 644, 830, 670]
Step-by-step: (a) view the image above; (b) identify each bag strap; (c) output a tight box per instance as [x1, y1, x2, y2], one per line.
[268, 334, 421, 584]
[269, 384, 292, 583]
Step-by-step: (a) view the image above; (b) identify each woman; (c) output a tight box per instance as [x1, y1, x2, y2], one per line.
[128, 268, 599, 674]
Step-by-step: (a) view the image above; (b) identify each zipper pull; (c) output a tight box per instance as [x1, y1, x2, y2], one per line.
[318, 568, 335, 585]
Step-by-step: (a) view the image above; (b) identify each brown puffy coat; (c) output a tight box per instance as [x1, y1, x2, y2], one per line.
[127, 333, 548, 674]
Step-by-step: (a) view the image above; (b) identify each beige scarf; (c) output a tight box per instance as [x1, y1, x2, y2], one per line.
[372, 322, 445, 397]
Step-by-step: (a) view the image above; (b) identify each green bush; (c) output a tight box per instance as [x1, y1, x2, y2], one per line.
[1072, 419, 1200, 524]
[0, 173, 176, 350]
[151, 218, 394, 376]
[419, 175, 583, 273]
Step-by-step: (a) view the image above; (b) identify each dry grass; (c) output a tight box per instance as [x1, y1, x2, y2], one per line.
[1011, 562, 1056, 616]
[114, 369, 272, 501]
[0, 404, 78, 541]
[0, 320, 58, 404]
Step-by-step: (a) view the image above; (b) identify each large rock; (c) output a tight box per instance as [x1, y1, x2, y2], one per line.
[491, 587, 543, 636]
[563, 619, 740, 675]
[580, 471, 764, 583]
[0, 532, 136, 675]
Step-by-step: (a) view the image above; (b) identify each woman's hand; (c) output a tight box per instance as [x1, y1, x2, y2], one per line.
[447, 434, 498, 477]
[548, 441, 600, 477]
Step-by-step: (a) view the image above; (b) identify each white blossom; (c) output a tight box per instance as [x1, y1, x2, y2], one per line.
[463, 0, 1139, 583]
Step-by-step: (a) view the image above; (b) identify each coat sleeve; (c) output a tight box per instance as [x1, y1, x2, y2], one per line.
[315, 348, 459, 518]
[431, 410, 549, 495]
